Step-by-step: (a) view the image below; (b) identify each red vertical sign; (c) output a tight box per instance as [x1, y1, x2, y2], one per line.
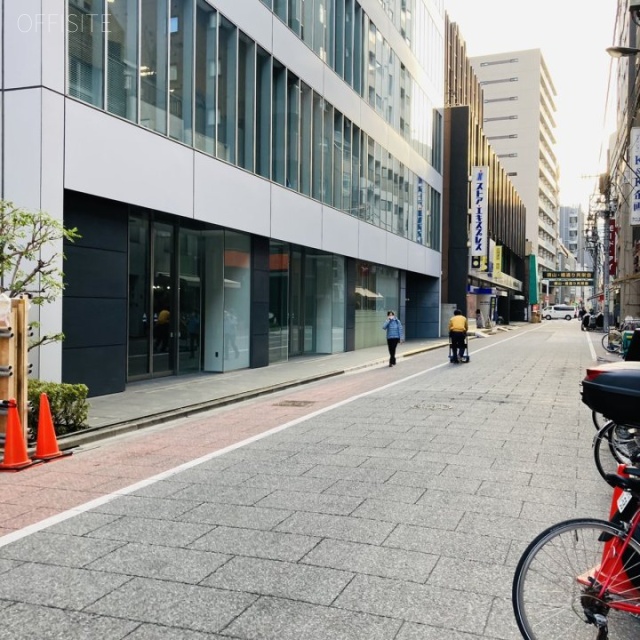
[609, 219, 617, 277]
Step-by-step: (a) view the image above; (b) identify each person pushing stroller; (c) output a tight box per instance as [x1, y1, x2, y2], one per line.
[449, 308, 468, 363]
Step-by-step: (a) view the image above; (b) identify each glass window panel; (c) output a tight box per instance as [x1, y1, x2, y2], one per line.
[261, 0, 273, 9]
[194, 0, 216, 155]
[140, 0, 168, 134]
[272, 59, 286, 185]
[342, 118, 351, 213]
[238, 33, 256, 172]
[288, 0, 302, 36]
[332, 111, 342, 209]
[314, 0, 327, 61]
[301, 0, 314, 48]
[322, 101, 333, 205]
[394, 157, 402, 235]
[274, 0, 287, 22]
[269, 240, 289, 363]
[373, 140, 381, 227]
[107, 0, 137, 121]
[375, 29, 383, 113]
[223, 231, 251, 371]
[218, 16, 237, 163]
[256, 46, 272, 179]
[353, 3, 363, 96]
[169, 0, 194, 144]
[324, 0, 334, 68]
[355, 260, 398, 348]
[367, 20, 376, 107]
[344, 0, 354, 85]
[128, 215, 150, 377]
[351, 125, 360, 217]
[286, 71, 300, 191]
[68, 0, 104, 107]
[332, 255, 345, 352]
[359, 132, 367, 219]
[178, 229, 202, 373]
[334, 0, 345, 78]
[300, 82, 312, 196]
[366, 135, 375, 224]
[312, 91, 323, 200]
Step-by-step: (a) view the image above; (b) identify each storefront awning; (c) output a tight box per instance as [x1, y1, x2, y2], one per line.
[355, 286, 383, 299]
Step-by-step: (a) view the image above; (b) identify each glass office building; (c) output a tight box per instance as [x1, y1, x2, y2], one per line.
[1, 0, 444, 396]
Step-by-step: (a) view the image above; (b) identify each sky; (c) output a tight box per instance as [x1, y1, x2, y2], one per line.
[444, 0, 618, 210]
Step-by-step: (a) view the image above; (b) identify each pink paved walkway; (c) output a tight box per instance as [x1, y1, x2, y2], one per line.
[0, 360, 419, 539]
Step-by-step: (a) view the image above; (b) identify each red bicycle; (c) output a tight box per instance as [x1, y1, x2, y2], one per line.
[512, 465, 640, 639]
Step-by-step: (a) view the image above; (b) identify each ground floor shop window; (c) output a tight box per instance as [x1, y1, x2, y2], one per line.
[355, 261, 399, 348]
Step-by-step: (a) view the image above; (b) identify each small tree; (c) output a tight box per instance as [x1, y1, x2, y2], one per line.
[0, 200, 80, 349]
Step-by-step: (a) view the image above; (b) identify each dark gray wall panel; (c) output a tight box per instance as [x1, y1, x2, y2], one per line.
[62, 346, 126, 397]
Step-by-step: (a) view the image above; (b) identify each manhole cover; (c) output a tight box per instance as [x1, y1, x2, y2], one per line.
[411, 403, 453, 411]
[274, 400, 316, 407]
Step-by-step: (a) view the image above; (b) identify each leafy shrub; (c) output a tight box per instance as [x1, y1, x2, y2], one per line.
[28, 380, 90, 440]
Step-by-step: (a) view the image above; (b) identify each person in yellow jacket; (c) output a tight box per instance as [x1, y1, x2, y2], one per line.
[448, 308, 468, 363]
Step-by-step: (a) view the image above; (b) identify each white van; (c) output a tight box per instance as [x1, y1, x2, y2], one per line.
[542, 305, 576, 320]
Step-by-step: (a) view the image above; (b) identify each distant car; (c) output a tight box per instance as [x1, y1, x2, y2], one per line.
[542, 304, 576, 321]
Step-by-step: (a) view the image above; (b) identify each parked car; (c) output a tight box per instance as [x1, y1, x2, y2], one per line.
[542, 304, 576, 320]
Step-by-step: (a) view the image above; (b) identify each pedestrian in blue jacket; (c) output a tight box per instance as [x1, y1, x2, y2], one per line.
[382, 310, 404, 367]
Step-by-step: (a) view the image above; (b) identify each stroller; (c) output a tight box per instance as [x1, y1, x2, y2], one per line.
[449, 333, 470, 363]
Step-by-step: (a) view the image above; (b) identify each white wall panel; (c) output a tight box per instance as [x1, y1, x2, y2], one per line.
[357, 222, 387, 263]
[272, 19, 323, 93]
[321, 206, 359, 258]
[41, 89, 65, 219]
[385, 232, 408, 270]
[41, 0, 65, 93]
[323, 69, 361, 127]
[194, 154, 271, 236]
[212, 0, 273, 52]
[4, 0, 44, 88]
[65, 101, 194, 216]
[3, 89, 42, 209]
[424, 246, 442, 276]
[271, 184, 322, 248]
[407, 242, 427, 274]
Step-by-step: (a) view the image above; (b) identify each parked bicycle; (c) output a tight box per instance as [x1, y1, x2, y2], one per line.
[512, 466, 640, 639]
[593, 420, 640, 486]
[602, 318, 640, 355]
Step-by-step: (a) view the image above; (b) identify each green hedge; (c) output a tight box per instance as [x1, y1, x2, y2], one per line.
[28, 380, 90, 440]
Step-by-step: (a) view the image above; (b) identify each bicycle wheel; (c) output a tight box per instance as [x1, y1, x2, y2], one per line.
[594, 421, 640, 487]
[602, 330, 623, 353]
[593, 410, 607, 430]
[513, 518, 640, 639]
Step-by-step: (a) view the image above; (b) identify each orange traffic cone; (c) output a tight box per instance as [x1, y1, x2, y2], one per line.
[34, 393, 72, 462]
[0, 399, 39, 471]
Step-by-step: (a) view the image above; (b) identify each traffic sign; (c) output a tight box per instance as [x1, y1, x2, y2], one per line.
[542, 270, 594, 280]
[547, 279, 594, 286]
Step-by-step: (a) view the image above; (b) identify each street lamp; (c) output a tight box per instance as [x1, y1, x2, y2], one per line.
[606, 45, 640, 58]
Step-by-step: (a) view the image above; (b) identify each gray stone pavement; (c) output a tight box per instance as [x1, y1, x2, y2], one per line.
[0, 320, 622, 639]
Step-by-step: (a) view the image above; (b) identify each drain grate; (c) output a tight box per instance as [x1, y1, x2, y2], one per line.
[274, 400, 316, 407]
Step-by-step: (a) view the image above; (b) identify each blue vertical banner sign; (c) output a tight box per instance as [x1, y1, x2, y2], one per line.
[471, 166, 489, 256]
[416, 177, 424, 243]
[631, 127, 640, 226]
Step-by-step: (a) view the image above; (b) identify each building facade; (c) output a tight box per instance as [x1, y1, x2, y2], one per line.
[470, 49, 560, 307]
[1, 0, 445, 396]
[444, 18, 527, 324]
[604, 0, 640, 324]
